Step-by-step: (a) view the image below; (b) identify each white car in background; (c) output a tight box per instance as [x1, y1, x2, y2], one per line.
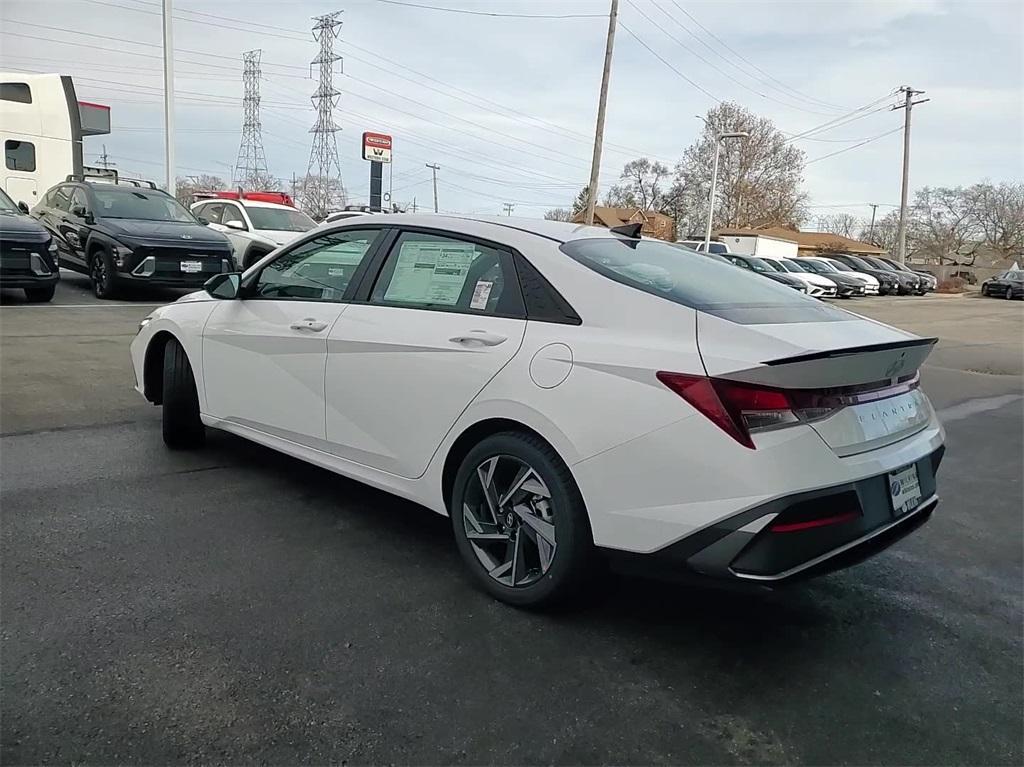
[191, 197, 316, 270]
[131, 216, 945, 608]
[761, 256, 839, 297]
[803, 256, 881, 295]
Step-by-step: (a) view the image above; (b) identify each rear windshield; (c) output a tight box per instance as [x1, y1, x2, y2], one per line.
[561, 238, 849, 324]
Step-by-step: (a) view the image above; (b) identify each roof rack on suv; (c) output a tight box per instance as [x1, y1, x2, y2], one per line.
[66, 171, 159, 190]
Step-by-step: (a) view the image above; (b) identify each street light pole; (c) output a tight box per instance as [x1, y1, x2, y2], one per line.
[702, 131, 748, 253]
[161, 0, 175, 195]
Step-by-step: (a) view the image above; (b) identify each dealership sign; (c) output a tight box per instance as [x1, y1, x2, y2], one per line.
[362, 132, 392, 164]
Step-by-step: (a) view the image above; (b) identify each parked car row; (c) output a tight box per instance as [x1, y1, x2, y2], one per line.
[686, 244, 936, 299]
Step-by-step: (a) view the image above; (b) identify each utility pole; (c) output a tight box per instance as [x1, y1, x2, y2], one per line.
[502, 202, 515, 216]
[411, 197, 418, 213]
[425, 163, 440, 213]
[867, 203, 879, 244]
[584, 0, 618, 225]
[161, 0, 175, 195]
[304, 11, 345, 219]
[235, 50, 269, 191]
[97, 144, 115, 170]
[892, 86, 929, 263]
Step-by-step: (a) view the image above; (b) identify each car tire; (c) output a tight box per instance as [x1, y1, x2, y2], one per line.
[162, 338, 205, 450]
[24, 285, 56, 303]
[450, 431, 594, 608]
[90, 247, 118, 299]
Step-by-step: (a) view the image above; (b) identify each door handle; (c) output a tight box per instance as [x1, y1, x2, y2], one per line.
[290, 318, 329, 332]
[449, 330, 507, 347]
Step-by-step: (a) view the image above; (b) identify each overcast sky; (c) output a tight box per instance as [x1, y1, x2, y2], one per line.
[2, 0, 1021, 222]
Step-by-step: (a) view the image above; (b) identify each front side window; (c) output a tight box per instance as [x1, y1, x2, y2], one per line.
[70, 188, 90, 214]
[5, 140, 35, 171]
[370, 231, 521, 316]
[562, 237, 848, 324]
[51, 185, 73, 213]
[247, 206, 315, 232]
[92, 188, 195, 222]
[253, 229, 379, 301]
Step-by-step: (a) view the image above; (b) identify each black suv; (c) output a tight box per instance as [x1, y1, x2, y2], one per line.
[0, 186, 59, 302]
[33, 177, 233, 299]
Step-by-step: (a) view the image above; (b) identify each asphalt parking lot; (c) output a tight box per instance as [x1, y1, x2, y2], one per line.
[2, 274, 1022, 765]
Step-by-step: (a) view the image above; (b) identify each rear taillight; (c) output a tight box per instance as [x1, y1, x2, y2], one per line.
[656, 371, 920, 449]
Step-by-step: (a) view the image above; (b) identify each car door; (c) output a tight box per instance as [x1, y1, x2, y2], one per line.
[61, 188, 91, 268]
[324, 228, 528, 478]
[42, 185, 80, 268]
[202, 228, 386, 448]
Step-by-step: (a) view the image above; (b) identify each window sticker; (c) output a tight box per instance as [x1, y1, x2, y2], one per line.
[384, 241, 477, 305]
[469, 280, 493, 310]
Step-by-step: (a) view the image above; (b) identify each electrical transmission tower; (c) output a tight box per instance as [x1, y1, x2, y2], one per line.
[303, 12, 346, 219]
[234, 49, 269, 190]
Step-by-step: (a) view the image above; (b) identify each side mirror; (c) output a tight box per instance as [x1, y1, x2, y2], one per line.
[17, 201, 29, 214]
[71, 204, 87, 217]
[225, 219, 246, 231]
[204, 272, 242, 300]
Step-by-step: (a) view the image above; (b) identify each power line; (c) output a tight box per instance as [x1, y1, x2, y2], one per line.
[617, 21, 719, 102]
[372, 0, 607, 19]
[666, 0, 848, 112]
[804, 126, 903, 164]
[627, 0, 837, 117]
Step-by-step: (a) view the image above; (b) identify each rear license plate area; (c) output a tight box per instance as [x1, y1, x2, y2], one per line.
[888, 463, 922, 516]
[180, 260, 203, 273]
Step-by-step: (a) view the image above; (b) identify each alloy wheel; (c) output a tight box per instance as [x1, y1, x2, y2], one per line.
[92, 256, 107, 296]
[462, 455, 557, 588]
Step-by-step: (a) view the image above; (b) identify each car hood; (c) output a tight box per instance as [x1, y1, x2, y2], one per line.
[763, 272, 804, 286]
[822, 272, 863, 287]
[100, 218, 232, 249]
[0, 211, 50, 242]
[840, 271, 879, 286]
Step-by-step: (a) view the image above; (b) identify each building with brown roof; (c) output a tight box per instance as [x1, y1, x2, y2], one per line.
[715, 227, 884, 256]
[571, 206, 676, 241]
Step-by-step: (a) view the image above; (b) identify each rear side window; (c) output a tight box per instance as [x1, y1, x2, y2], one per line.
[561, 237, 849, 325]
[5, 140, 35, 171]
[51, 185, 73, 212]
[370, 231, 524, 317]
[0, 83, 31, 103]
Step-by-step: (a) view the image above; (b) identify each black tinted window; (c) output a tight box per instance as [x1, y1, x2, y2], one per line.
[5, 140, 35, 171]
[561, 237, 848, 324]
[0, 83, 31, 104]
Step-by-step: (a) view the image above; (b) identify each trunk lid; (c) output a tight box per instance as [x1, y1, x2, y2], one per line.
[696, 312, 937, 456]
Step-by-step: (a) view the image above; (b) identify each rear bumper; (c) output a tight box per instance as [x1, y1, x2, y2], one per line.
[605, 445, 944, 586]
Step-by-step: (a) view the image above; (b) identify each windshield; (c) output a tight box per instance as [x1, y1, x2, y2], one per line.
[562, 238, 848, 325]
[0, 187, 18, 212]
[843, 255, 875, 270]
[247, 206, 316, 232]
[862, 256, 895, 271]
[779, 258, 806, 273]
[808, 259, 837, 273]
[827, 259, 854, 272]
[93, 188, 196, 222]
[885, 259, 914, 273]
[743, 257, 775, 273]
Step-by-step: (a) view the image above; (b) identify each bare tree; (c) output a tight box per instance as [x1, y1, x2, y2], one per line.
[817, 213, 861, 238]
[860, 210, 900, 251]
[604, 158, 671, 210]
[246, 170, 281, 192]
[966, 182, 1024, 261]
[909, 186, 985, 265]
[293, 174, 348, 220]
[174, 174, 229, 205]
[544, 208, 572, 222]
[674, 102, 808, 236]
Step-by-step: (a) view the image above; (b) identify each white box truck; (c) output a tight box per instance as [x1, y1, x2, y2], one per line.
[720, 233, 799, 259]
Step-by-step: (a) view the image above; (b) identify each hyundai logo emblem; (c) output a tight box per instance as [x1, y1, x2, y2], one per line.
[180, 233, 193, 240]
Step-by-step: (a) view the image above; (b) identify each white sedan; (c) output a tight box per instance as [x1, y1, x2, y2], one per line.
[131, 216, 945, 607]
